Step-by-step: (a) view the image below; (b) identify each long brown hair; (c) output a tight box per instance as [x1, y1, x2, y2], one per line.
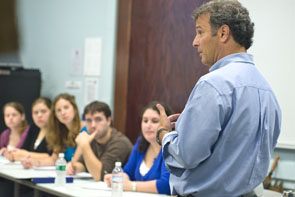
[3, 102, 28, 135]
[46, 93, 81, 153]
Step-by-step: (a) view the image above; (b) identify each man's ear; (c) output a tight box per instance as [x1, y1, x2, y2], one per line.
[107, 117, 112, 126]
[218, 24, 230, 43]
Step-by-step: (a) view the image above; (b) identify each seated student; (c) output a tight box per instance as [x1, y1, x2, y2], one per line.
[104, 101, 172, 195]
[66, 101, 133, 181]
[21, 93, 84, 168]
[7, 97, 52, 161]
[0, 102, 30, 159]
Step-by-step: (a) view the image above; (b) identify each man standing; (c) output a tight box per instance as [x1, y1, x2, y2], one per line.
[66, 101, 133, 181]
[156, 0, 281, 196]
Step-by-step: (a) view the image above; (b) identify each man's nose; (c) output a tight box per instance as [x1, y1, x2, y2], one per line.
[91, 120, 96, 127]
[192, 35, 199, 48]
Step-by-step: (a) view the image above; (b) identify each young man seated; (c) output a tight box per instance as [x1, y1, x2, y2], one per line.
[66, 101, 133, 181]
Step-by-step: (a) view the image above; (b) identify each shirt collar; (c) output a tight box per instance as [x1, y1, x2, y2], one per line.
[209, 53, 254, 72]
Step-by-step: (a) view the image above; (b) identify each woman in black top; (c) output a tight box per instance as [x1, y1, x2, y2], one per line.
[9, 97, 52, 161]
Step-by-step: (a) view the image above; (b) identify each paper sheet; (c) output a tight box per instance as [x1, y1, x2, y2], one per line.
[82, 181, 110, 191]
[84, 38, 102, 76]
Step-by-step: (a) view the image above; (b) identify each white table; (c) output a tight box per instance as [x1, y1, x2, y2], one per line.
[0, 156, 168, 197]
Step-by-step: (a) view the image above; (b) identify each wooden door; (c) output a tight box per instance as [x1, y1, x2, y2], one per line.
[114, 0, 209, 143]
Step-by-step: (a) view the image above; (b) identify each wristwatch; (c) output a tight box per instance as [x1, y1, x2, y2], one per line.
[156, 128, 168, 146]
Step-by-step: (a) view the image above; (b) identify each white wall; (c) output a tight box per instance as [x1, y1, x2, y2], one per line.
[17, 0, 118, 115]
[239, 0, 295, 148]
[239, 0, 295, 189]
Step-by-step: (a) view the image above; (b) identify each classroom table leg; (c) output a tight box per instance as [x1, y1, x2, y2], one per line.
[34, 189, 41, 197]
[14, 182, 20, 197]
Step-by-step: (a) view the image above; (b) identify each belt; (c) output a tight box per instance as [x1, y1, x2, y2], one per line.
[239, 190, 257, 197]
[175, 191, 257, 197]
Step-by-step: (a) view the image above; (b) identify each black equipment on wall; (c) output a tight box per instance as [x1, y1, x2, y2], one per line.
[0, 66, 41, 133]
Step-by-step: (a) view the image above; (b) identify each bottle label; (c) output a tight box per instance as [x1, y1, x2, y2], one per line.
[112, 176, 123, 183]
[56, 165, 66, 171]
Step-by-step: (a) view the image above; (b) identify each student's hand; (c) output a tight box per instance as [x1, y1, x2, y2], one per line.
[104, 173, 131, 190]
[0, 147, 7, 155]
[122, 173, 132, 191]
[21, 155, 35, 169]
[104, 173, 112, 187]
[10, 149, 28, 161]
[66, 161, 76, 175]
[4, 150, 14, 161]
[75, 130, 97, 147]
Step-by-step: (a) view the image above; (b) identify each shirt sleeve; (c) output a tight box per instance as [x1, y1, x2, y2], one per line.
[99, 135, 133, 180]
[155, 154, 171, 194]
[17, 126, 30, 149]
[123, 138, 141, 180]
[21, 124, 39, 151]
[162, 81, 226, 176]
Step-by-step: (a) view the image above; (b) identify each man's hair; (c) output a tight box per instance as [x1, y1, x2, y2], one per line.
[192, 0, 254, 49]
[83, 101, 111, 119]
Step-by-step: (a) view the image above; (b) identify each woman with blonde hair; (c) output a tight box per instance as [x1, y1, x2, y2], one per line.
[0, 102, 29, 159]
[21, 93, 85, 168]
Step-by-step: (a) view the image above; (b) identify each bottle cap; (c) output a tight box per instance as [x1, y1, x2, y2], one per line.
[58, 153, 65, 158]
[115, 162, 121, 167]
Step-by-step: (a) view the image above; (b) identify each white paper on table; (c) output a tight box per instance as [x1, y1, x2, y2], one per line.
[82, 181, 111, 191]
[33, 166, 56, 171]
[46, 172, 92, 178]
[0, 159, 21, 165]
[73, 172, 92, 179]
[84, 37, 102, 76]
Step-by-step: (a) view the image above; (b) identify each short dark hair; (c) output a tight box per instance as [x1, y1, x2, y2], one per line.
[83, 101, 111, 119]
[192, 0, 254, 49]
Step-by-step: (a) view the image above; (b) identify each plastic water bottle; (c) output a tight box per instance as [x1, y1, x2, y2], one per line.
[55, 153, 66, 186]
[111, 162, 123, 197]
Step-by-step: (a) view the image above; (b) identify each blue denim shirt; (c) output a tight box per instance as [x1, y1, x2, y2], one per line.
[162, 53, 281, 197]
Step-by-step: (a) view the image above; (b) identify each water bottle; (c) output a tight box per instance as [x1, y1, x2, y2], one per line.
[55, 153, 66, 186]
[111, 162, 123, 197]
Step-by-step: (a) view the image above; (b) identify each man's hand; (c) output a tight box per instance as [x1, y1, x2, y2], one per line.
[157, 104, 180, 131]
[75, 131, 97, 147]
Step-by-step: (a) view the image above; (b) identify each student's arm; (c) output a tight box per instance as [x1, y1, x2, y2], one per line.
[66, 161, 85, 175]
[123, 159, 170, 194]
[105, 173, 158, 193]
[124, 178, 158, 193]
[10, 149, 50, 161]
[71, 146, 82, 162]
[75, 131, 102, 181]
[71, 124, 87, 162]
[80, 142, 103, 181]
[21, 152, 58, 168]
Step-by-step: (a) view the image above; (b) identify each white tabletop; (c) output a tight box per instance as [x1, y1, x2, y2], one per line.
[0, 156, 168, 197]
